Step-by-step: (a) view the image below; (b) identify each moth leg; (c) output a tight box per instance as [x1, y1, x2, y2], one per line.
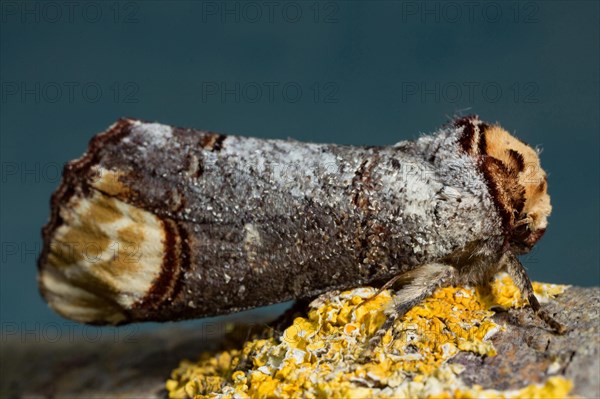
[502, 252, 568, 334]
[355, 274, 405, 311]
[365, 263, 457, 354]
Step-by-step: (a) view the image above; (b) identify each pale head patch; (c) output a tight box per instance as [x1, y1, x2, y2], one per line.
[456, 116, 551, 248]
[482, 126, 551, 232]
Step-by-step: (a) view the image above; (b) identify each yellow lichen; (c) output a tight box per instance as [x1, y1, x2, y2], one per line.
[432, 376, 574, 399]
[477, 272, 569, 310]
[166, 273, 572, 398]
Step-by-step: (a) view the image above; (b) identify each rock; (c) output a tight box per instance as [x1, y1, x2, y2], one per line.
[1, 286, 598, 398]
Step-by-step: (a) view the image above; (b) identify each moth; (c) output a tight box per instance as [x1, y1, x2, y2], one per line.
[38, 116, 565, 334]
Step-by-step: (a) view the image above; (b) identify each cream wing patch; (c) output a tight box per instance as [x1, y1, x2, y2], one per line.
[40, 168, 166, 323]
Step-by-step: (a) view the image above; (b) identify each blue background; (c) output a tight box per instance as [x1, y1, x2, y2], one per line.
[1, 1, 598, 337]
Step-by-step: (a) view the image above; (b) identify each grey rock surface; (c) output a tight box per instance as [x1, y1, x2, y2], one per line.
[1, 286, 598, 398]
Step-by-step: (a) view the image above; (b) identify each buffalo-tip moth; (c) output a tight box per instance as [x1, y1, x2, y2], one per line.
[38, 116, 565, 335]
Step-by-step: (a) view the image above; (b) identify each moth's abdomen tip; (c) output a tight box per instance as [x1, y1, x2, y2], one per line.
[38, 170, 170, 324]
